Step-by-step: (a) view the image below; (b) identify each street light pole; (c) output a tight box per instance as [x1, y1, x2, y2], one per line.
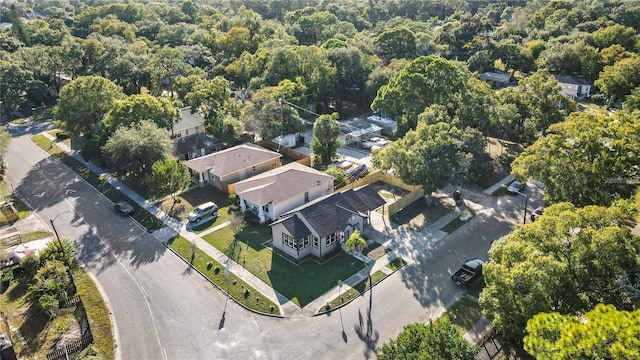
[515, 191, 529, 224]
[50, 211, 72, 266]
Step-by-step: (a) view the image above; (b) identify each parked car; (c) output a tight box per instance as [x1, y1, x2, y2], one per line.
[507, 181, 526, 194]
[530, 206, 545, 222]
[451, 258, 484, 287]
[114, 201, 135, 216]
[188, 202, 218, 223]
[361, 140, 375, 149]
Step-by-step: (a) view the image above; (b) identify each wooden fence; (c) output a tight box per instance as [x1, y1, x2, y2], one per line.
[256, 139, 311, 167]
[45, 332, 93, 360]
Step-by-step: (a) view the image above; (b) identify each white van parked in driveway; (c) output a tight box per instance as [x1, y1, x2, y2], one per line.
[188, 202, 218, 223]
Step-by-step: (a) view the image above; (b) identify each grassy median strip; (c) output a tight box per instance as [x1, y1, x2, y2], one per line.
[445, 297, 484, 335]
[167, 236, 280, 315]
[322, 270, 387, 312]
[74, 268, 115, 360]
[386, 257, 407, 271]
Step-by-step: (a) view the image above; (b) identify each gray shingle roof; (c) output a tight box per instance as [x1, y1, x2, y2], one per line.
[173, 133, 224, 155]
[280, 215, 312, 239]
[173, 107, 205, 133]
[274, 185, 385, 238]
[184, 143, 282, 175]
[233, 162, 333, 206]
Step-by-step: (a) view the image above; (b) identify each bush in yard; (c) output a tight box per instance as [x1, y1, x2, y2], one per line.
[20, 254, 41, 279]
[30, 261, 72, 302]
[38, 293, 60, 318]
[39, 238, 76, 268]
[2, 268, 13, 284]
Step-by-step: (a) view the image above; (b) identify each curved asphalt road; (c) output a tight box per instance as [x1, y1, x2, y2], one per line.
[6, 121, 535, 359]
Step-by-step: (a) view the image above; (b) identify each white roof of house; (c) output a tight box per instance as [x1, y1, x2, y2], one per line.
[185, 143, 281, 175]
[233, 162, 332, 206]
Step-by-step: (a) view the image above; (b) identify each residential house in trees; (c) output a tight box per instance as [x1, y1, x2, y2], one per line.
[184, 143, 282, 193]
[270, 185, 385, 260]
[230, 162, 334, 224]
[554, 75, 593, 100]
[171, 107, 224, 160]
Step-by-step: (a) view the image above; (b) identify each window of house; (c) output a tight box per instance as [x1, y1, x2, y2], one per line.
[313, 236, 318, 248]
[303, 235, 310, 248]
[326, 232, 337, 246]
[304, 191, 309, 203]
[252, 165, 256, 171]
[282, 233, 295, 249]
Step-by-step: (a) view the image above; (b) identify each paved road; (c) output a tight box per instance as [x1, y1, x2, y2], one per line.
[5, 121, 538, 359]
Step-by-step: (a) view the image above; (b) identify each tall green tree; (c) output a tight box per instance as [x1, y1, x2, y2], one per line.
[54, 76, 124, 136]
[496, 69, 576, 143]
[511, 111, 640, 207]
[104, 94, 179, 131]
[372, 121, 473, 204]
[371, 55, 469, 136]
[377, 318, 478, 360]
[595, 55, 640, 104]
[310, 113, 341, 166]
[103, 120, 173, 175]
[479, 203, 640, 340]
[374, 27, 417, 63]
[524, 304, 640, 360]
[147, 158, 191, 204]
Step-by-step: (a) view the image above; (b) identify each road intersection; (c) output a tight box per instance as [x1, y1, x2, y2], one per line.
[5, 121, 541, 359]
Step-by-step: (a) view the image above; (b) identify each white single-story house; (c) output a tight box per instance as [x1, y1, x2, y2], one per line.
[230, 162, 334, 224]
[554, 75, 593, 99]
[341, 123, 383, 147]
[184, 143, 282, 193]
[366, 115, 397, 136]
[270, 185, 385, 260]
[479, 72, 511, 87]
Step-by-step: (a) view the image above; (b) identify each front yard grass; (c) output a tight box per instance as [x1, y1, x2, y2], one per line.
[202, 223, 366, 307]
[167, 236, 280, 315]
[386, 257, 407, 271]
[160, 186, 236, 232]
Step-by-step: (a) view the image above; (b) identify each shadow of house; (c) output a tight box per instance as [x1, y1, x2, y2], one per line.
[270, 185, 385, 261]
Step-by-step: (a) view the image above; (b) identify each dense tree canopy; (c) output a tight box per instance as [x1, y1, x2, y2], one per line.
[54, 76, 124, 136]
[377, 318, 478, 360]
[103, 120, 173, 175]
[479, 203, 640, 340]
[371, 55, 470, 136]
[372, 121, 482, 201]
[511, 111, 640, 207]
[524, 304, 640, 359]
[104, 94, 178, 131]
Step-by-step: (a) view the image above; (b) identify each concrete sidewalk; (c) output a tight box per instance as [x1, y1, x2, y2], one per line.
[39, 130, 499, 339]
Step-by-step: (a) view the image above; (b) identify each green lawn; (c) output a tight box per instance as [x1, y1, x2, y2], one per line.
[167, 236, 280, 315]
[202, 223, 366, 307]
[386, 257, 407, 271]
[445, 297, 485, 335]
[74, 268, 115, 359]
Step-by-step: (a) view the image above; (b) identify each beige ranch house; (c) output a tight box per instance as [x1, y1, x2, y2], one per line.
[184, 143, 282, 193]
[270, 185, 385, 260]
[230, 162, 334, 224]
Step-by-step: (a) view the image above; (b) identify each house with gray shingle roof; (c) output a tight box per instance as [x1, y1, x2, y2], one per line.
[270, 185, 385, 260]
[171, 107, 206, 139]
[184, 143, 282, 193]
[230, 162, 334, 224]
[554, 75, 593, 99]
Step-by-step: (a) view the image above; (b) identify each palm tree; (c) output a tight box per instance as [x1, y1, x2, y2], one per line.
[345, 229, 367, 254]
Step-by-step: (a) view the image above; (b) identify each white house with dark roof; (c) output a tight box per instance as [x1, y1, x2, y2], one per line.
[184, 143, 282, 192]
[554, 75, 593, 99]
[269, 185, 385, 260]
[171, 107, 206, 139]
[230, 162, 334, 224]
